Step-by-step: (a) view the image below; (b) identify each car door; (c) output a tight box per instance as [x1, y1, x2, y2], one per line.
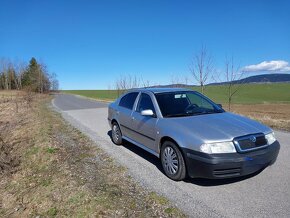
[117, 92, 139, 139]
[131, 93, 158, 152]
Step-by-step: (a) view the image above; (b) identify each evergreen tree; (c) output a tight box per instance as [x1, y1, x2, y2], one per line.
[22, 57, 39, 91]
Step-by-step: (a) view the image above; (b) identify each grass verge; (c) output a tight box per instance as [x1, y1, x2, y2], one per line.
[0, 91, 184, 217]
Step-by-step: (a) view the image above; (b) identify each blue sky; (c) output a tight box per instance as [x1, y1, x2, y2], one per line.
[1, 0, 290, 89]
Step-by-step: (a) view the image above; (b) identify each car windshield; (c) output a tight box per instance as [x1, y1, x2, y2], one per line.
[155, 91, 224, 118]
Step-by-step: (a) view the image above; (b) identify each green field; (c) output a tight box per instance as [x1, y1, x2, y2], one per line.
[62, 83, 290, 104]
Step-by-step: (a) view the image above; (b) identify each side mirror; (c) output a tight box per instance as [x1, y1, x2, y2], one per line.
[217, 104, 223, 108]
[141, 109, 154, 116]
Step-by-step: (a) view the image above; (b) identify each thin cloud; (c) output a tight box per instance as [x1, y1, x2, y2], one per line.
[243, 60, 290, 72]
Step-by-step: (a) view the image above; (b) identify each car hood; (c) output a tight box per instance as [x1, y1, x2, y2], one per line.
[162, 112, 272, 142]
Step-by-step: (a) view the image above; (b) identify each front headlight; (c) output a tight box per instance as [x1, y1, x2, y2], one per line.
[265, 132, 276, 145]
[200, 142, 236, 154]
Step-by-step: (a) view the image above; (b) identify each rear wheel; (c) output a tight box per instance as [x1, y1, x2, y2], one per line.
[161, 141, 186, 181]
[111, 122, 122, 145]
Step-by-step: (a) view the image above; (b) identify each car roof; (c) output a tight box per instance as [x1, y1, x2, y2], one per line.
[130, 87, 192, 94]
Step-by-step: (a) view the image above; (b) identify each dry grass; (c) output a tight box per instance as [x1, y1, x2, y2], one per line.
[231, 104, 290, 131]
[0, 91, 184, 217]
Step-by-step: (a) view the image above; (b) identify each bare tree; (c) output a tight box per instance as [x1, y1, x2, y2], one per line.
[170, 74, 181, 87]
[6, 63, 14, 90]
[49, 72, 59, 91]
[114, 74, 141, 97]
[170, 74, 191, 88]
[0, 58, 9, 90]
[212, 57, 246, 111]
[140, 76, 151, 88]
[224, 57, 247, 111]
[190, 46, 213, 94]
[184, 75, 189, 86]
[13, 60, 27, 90]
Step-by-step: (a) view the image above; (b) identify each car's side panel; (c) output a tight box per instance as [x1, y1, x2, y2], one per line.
[108, 92, 140, 139]
[131, 111, 158, 152]
[118, 106, 135, 139]
[126, 92, 159, 152]
[122, 135, 159, 157]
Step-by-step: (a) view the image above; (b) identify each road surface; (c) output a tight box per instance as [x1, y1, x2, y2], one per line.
[52, 94, 290, 218]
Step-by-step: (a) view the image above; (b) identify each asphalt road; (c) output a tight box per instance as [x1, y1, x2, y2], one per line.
[52, 94, 290, 218]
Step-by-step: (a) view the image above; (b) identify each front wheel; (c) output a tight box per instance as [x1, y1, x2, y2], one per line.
[111, 122, 122, 145]
[161, 141, 186, 181]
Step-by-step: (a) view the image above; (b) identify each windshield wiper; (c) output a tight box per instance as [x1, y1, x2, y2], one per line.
[193, 111, 219, 115]
[188, 111, 223, 115]
[165, 113, 193, 118]
[165, 110, 224, 118]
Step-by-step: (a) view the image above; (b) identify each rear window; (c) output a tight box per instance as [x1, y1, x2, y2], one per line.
[119, 92, 138, 110]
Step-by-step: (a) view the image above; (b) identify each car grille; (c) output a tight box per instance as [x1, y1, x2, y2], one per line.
[234, 134, 267, 152]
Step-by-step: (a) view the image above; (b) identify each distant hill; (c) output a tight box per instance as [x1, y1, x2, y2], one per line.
[208, 73, 290, 85]
[150, 83, 193, 88]
[150, 74, 290, 88]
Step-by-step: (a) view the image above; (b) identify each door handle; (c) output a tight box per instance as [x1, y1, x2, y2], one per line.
[131, 117, 135, 120]
[116, 111, 120, 115]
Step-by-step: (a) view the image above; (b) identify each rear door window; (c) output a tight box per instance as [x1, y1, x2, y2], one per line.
[119, 92, 138, 110]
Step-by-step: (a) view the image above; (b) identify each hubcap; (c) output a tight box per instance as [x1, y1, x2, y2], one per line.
[112, 124, 120, 142]
[162, 146, 178, 175]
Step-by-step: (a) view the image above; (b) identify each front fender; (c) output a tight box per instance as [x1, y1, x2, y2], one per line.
[156, 120, 204, 153]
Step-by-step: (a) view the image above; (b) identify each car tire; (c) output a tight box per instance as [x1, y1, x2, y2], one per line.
[161, 141, 186, 181]
[111, 122, 122, 145]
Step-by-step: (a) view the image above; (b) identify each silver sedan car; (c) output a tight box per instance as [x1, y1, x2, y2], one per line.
[108, 88, 280, 181]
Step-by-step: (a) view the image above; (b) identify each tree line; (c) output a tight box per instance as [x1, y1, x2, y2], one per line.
[0, 57, 59, 92]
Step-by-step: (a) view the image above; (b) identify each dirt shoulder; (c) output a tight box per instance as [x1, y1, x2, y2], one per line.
[0, 91, 184, 217]
[231, 103, 290, 132]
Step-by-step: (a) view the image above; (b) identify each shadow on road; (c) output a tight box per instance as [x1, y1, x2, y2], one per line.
[107, 130, 163, 171]
[184, 169, 264, 186]
[107, 130, 264, 187]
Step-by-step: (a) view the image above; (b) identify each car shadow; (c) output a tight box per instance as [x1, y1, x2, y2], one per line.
[107, 130, 163, 171]
[107, 130, 264, 187]
[184, 168, 265, 186]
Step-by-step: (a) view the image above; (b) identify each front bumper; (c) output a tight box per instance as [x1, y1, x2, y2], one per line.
[182, 141, 280, 179]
